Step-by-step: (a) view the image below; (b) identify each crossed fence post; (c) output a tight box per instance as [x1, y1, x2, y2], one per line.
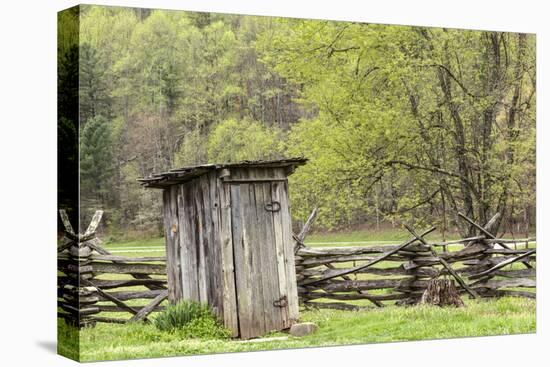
[58, 210, 103, 328]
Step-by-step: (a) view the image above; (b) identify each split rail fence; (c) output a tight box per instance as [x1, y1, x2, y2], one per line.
[294, 212, 536, 310]
[57, 210, 168, 327]
[58, 208, 536, 326]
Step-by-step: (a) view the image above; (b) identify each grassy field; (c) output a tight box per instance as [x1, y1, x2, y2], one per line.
[59, 231, 536, 362]
[59, 297, 535, 361]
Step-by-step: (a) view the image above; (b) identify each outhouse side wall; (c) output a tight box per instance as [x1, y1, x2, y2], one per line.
[162, 172, 227, 324]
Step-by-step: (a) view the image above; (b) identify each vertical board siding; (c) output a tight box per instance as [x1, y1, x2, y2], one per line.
[180, 183, 200, 301]
[278, 181, 299, 323]
[194, 177, 209, 304]
[246, 181, 266, 337]
[230, 183, 252, 338]
[218, 173, 239, 336]
[271, 181, 291, 326]
[259, 181, 284, 332]
[176, 184, 191, 300]
[208, 172, 224, 319]
[239, 169, 262, 337]
[163, 189, 180, 303]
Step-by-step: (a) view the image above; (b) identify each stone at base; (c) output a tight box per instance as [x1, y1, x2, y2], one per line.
[290, 322, 318, 337]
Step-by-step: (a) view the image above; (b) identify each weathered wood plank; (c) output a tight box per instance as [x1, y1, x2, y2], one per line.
[271, 181, 290, 327]
[169, 185, 183, 300]
[98, 290, 165, 301]
[325, 263, 384, 307]
[130, 290, 169, 322]
[195, 177, 209, 304]
[94, 286, 142, 317]
[58, 209, 75, 236]
[258, 181, 283, 332]
[492, 269, 536, 278]
[91, 262, 166, 275]
[294, 207, 318, 253]
[218, 172, 239, 337]
[181, 183, 200, 301]
[88, 278, 166, 290]
[300, 254, 414, 267]
[302, 291, 410, 301]
[245, 180, 266, 337]
[317, 278, 419, 292]
[84, 210, 104, 237]
[208, 171, 224, 319]
[296, 244, 431, 257]
[277, 180, 300, 325]
[90, 254, 166, 262]
[163, 188, 178, 302]
[231, 182, 251, 338]
[438, 243, 487, 260]
[299, 265, 438, 279]
[57, 237, 74, 253]
[303, 301, 370, 311]
[469, 250, 536, 280]
[485, 248, 537, 255]
[473, 278, 536, 289]
[97, 305, 165, 313]
[176, 184, 191, 301]
[300, 227, 436, 285]
[58, 303, 100, 316]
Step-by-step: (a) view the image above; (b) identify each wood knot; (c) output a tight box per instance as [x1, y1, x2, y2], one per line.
[171, 223, 177, 233]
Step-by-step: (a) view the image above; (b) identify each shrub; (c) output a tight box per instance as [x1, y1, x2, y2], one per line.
[154, 300, 231, 339]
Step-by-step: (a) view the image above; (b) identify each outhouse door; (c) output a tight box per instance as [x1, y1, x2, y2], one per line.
[229, 180, 298, 339]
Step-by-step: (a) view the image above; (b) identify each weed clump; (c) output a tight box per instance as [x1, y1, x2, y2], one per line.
[154, 300, 231, 339]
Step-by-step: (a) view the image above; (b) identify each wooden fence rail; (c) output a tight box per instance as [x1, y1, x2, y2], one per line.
[58, 209, 536, 326]
[57, 210, 168, 327]
[295, 212, 536, 310]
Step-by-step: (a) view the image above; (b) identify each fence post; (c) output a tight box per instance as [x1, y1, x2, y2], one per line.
[58, 210, 102, 328]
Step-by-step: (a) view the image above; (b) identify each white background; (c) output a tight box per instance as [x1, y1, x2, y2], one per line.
[0, 0, 547, 366]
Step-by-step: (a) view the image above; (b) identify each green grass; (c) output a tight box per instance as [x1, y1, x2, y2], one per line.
[59, 297, 535, 362]
[103, 230, 534, 250]
[104, 237, 165, 248]
[305, 227, 462, 245]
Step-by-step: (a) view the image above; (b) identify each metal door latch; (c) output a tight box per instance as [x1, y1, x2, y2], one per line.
[265, 201, 281, 212]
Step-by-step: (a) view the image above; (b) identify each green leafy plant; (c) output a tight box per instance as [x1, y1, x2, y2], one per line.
[154, 300, 231, 339]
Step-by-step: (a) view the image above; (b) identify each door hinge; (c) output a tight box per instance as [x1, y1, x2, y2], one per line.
[273, 295, 287, 307]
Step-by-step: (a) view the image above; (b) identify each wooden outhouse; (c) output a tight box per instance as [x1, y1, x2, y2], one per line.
[139, 158, 307, 339]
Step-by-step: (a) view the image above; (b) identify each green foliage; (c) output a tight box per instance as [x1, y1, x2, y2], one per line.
[260, 20, 536, 233]
[154, 300, 206, 331]
[80, 115, 114, 203]
[174, 129, 208, 167]
[76, 5, 536, 236]
[207, 118, 284, 163]
[153, 301, 230, 339]
[80, 43, 111, 123]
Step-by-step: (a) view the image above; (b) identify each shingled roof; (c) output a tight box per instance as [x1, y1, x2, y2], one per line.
[138, 157, 308, 188]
